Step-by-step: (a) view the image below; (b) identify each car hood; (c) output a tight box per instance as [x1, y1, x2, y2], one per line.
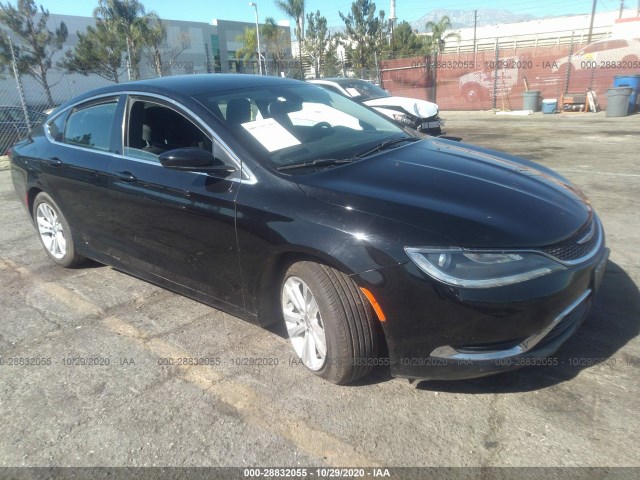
[363, 96, 439, 119]
[296, 138, 592, 248]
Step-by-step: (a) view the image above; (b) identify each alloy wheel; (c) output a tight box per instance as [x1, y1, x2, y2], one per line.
[36, 203, 66, 259]
[282, 276, 327, 371]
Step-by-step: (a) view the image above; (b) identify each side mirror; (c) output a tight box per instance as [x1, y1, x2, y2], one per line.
[159, 148, 237, 175]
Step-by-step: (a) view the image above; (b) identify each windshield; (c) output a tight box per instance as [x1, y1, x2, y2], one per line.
[193, 83, 408, 170]
[335, 79, 392, 100]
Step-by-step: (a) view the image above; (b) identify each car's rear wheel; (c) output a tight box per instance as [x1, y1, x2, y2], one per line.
[281, 261, 379, 384]
[33, 192, 84, 268]
[461, 83, 482, 103]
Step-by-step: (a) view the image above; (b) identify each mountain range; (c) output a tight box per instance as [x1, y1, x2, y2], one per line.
[327, 8, 539, 36]
[408, 9, 536, 32]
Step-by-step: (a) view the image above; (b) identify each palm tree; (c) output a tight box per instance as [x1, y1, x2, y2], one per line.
[95, 0, 156, 80]
[144, 13, 167, 76]
[275, 0, 305, 75]
[425, 16, 460, 54]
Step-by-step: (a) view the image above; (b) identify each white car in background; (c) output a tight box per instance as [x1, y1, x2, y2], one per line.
[308, 78, 442, 136]
[552, 38, 640, 72]
[458, 57, 521, 103]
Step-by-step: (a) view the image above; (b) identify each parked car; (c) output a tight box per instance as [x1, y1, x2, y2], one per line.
[552, 38, 640, 72]
[0, 106, 47, 154]
[11, 74, 608, 384]
[308, 77, 442, 136]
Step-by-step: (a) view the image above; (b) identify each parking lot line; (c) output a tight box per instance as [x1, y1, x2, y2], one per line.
[101, 315, 381, 467]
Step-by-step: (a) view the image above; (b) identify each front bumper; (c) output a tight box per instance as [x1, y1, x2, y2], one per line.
[418, 116, 442, 135]
[355, 245, 609, 381]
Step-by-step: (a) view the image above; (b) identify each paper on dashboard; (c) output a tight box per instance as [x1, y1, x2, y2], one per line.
[241, 118, 301, 152]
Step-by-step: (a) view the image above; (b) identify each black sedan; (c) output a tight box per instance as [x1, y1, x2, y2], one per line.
[11, 74, 608, 384]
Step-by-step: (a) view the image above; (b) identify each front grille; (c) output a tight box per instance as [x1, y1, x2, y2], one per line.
[541, 217, 599, 263]
[456, 337, 526, 354]
[536, 297, 591, 348]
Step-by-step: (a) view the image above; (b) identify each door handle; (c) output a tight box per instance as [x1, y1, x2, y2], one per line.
[113, 171, 137, 182]
[45, 157, 62, 166]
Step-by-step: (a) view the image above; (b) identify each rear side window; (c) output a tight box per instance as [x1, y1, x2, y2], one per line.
[47, 112, 68, 142]
[64, 101, 117, 151]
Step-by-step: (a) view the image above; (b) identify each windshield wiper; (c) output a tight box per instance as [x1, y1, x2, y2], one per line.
[355, 137, 420, 159]
[277, 158, 354, 172]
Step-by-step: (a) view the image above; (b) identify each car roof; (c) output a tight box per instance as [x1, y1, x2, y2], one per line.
[319, 78, 367, 85]
[55, 74, 305, 112]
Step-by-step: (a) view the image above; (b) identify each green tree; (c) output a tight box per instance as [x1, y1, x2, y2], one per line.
[0, 0, 68, 106]
[425, 16, 460, 54]
[143, 13, 166, 76]
[94, 0, 160, 80]
[275, 0, 304, 73]
[391, 21, 424, 58]
[303, 10, 328, 78]
[339, 0, 387, 72]
[236, 26, 257, 62]
[262, 17, 291, 76]
[62, 20, 124, 83]
[237, 18, 292, 75]
[321, 34, 342, 77]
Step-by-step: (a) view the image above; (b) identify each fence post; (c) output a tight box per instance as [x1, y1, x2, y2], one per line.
[492, 43, 499, 110]
[564, 32, 574, 94]
[431, 51, 437, 103]
[7, 34, 31, 136]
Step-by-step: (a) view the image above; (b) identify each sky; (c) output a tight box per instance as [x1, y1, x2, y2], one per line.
[36, 0, 619, 29]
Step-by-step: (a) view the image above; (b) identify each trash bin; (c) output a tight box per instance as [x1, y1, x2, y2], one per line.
[606, 87, 633, 117]
[613, 74, 640, 113]
[542, 99, 557, 114]
[522, 91, 541, 112]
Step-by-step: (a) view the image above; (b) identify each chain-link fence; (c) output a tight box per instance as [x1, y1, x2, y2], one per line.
[2, 31, 639, 154]
[0, 52, 307, 153]
[380, 35, 640, 112]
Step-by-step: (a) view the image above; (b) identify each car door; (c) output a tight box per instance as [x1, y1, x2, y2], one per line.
[106, 95, 244, 308]
[39, 95, 122, 254]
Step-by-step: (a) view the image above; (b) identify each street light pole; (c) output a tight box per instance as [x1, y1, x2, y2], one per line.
[587, 0, 597, 43]
[249, 2, 263, 75]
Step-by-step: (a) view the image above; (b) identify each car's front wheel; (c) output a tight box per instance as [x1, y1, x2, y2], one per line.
[281, 262, 379, 384]
[33, 192, 84, 268]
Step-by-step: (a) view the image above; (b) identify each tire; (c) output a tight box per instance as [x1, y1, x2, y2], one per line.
[461, 83, 482, 103]
[281, 261, 379, 384]
[32, 192, 84, 268]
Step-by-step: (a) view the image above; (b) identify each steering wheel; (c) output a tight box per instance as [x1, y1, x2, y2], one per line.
[311, 121, 333, 138]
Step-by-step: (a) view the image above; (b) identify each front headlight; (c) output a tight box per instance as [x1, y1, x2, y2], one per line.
[405, 247, 566, 288]
[393, 113, 417, 127]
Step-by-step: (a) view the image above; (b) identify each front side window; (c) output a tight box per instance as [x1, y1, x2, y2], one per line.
[63, 101, 117, 151]
[125, 99, 212, 162]
[193, 83, 407, 170]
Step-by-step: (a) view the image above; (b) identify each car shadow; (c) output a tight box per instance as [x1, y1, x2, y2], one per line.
[415, 260, 640, 393]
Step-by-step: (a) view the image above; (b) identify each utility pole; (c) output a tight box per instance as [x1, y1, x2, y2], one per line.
[618, 0, 624, 18]
[389, 0, 397, 53]
[473, 10, 478, 64]
[587, 0, 597, 44]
